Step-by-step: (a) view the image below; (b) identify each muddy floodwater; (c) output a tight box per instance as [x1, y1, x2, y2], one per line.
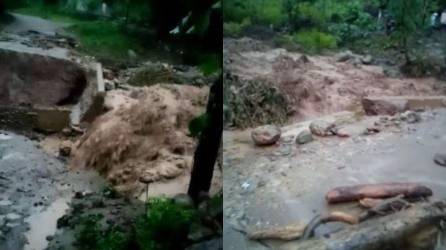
[223, 109, 446, 249]
[0, 131, 106, 250]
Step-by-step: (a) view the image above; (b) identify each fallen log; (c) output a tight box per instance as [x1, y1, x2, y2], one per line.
[247, 223, 306, 241]
[303, 212, 359, 239]
[326, 183, 432, 203]
[292, 201, 446, 250]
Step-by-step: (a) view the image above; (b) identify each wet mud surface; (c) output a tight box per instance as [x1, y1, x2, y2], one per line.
[223, 109, 446, 249]
[0, 131, 106, 250]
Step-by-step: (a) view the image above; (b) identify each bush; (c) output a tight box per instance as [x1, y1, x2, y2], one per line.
[135, 198, 197, 250]
[254, 0, 284, 26]
[223, 18, 251, 37]
[224, 0, 284, 26]
[293, 30, 337, 53]
[76, 198, 197, 250]
[273, 34, 301, 52]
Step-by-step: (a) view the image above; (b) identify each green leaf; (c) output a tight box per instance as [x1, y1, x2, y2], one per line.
[199, 54, 221, 76]
[188, 113, 210, 138]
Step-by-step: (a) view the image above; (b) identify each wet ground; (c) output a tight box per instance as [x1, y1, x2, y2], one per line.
[0, 13, 71, 59]
[0, 131, 106, 250]
[223, 109, 446, 249]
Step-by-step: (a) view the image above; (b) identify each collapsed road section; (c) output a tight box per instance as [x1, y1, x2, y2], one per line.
[0, 47, 98, 132]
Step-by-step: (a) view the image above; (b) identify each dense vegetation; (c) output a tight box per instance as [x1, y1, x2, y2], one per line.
[224, 0, 446, 56]
[2, 0, 221, 65]
[72, 195, 222, 250]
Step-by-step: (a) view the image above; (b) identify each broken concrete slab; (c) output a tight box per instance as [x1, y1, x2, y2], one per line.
[0, 105, 70, 133]
[76, 63, 106, 124]
[362, 96, 446, 115]
[35, 106, 71, 133]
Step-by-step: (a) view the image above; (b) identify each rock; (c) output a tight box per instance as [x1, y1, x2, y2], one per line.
[5, 213, 21, 222]
[173, 193, 194, 209]
[309, 120, 336, 136]
[61, 128, 72, 137]
[361, 55, 373, 65]
[335, 50, 354, 62]
[186, 238, 222, 250]
[333, 127, 350, 138]
[128, 49, 138, 59]
[104, 80, 115, 91]
[362, 97, 408, 115]
[434, 153, 446, 167]
[399, 111, 421, 124]
[251, 125, 281, 146]
[59, 140, 73, 157]
[364, 127, 380, 135]
[0, 48, 87, 107]
[188, 224, 214, 241]
[295, 130, 313, 144]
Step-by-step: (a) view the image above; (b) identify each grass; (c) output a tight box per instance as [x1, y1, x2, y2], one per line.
[14, 6, 145, 61]
[68, 21, 143, 59]
[15, 6, 80, 24]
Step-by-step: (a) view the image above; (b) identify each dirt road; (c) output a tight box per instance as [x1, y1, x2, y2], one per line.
[223, 109, 446, 249]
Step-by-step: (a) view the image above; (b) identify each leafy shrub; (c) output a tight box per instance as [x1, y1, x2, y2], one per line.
[273, 34, 301, 52]
[135, 198, 197, 250]
[293, 30, 337, 53]
[254, 0, 284, 26]
[224, 0, 284, 26]
[223, 18, 251, 37]
[76, 198, 197, 250]
[76, 214, 131, 250]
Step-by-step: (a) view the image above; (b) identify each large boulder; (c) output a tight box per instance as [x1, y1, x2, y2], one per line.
[295, 130, 313, 144]
[362, 97, 408, 115]
[309, 119, 336, 136]
[251, 125, 281, 146]
[0, 48, 87, 107]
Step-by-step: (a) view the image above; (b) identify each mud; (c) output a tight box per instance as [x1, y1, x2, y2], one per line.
[71, 84, 223, 198]
[223, 109, 446, 249]
[224, 38, 446, 126]
[0, 131, 106, 250]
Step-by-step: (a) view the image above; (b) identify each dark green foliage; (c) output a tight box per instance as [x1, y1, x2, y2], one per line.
[76, 198, 198, 250]
[293, 29, 337, 53]
[224, 0, 284, 26]
[389, 0, 423, 61]
[76, 214, 131, 250]
[135, 198, 196, 250]
[188, 113, 209, 138]
[223, 18, 251, 37]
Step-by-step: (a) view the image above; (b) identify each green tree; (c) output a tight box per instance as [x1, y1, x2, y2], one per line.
[0, 0, 5, 15]
[389, 0, 423, 62]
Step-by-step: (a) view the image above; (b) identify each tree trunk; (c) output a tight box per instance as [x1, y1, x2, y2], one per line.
[293, 201, 446, 250]
[188, 77, 223, 203]
[325, 183, 433, 203]
[0, 0, 5, 15]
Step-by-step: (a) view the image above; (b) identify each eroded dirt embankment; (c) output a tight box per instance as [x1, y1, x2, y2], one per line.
[223, 37, 446, 250]
[0, 48, 88, 132]
[224, 38, 446, 128]
[0, 48, 86, 106]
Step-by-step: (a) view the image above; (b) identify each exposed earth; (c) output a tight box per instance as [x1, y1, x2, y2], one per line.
[223, 37, 446, 249]
[0, 13, 222, 250]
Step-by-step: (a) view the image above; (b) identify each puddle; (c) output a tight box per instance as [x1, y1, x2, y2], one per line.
[0, 133, 12, 140]
[24, 198, 70, 250]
